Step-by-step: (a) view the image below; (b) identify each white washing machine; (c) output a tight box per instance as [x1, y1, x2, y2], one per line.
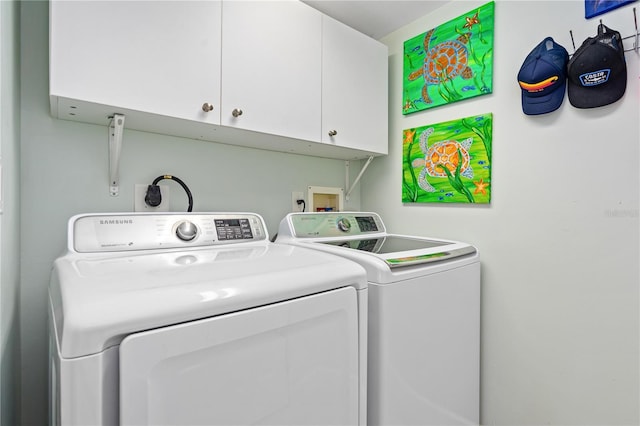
[276, 212, 480, 426]
[49, 212, 368, 426]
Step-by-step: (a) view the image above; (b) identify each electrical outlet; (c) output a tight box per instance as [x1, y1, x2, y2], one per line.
[134, 184, 170, 212]
[291, 191, 305, 212]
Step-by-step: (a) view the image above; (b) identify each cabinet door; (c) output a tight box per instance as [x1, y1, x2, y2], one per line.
[50, 1, 222, 124]
[221, 0, 322, 142]
[322, 16, 388, 155]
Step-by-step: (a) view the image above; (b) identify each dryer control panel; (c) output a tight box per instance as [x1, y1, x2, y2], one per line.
[71, 213, 267, 253]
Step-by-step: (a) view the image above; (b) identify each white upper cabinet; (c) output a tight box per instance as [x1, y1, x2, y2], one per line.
[49, 0, 388, 160]
[321, 16, 388, 155]
[49, 1, 222, 125]
[221, 1, 322, 143]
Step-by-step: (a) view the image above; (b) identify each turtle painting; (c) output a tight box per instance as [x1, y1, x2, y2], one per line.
[402, 113, 492, 204]
[412, 127, 474, 192]
[408, 30, 474, 105]
[402, 1, 495, 114]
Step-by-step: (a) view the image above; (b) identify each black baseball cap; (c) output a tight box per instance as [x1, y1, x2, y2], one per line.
[567, 24, 627, 108]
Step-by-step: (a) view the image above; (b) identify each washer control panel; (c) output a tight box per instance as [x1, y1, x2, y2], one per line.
[286, 212, 385, 238]
[71, 213, 267, 253]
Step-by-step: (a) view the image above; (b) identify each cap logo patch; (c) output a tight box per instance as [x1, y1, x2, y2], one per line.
[578, 69, 610, 87]
[518, 75, 559, 92]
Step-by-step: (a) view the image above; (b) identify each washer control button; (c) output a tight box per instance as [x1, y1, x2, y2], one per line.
[176, 221, 198, 241]
[337, 218, 351, 232]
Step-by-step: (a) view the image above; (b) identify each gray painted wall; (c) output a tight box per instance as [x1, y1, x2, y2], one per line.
[1, 0, 21, 425]
[8, 0, 640, 425]
[365, 1, 639, 424]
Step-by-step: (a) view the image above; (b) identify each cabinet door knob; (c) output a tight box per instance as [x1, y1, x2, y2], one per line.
[232, 108, 243, 117]
[328, 130, 338, 137]
[202, 103, 214, 112]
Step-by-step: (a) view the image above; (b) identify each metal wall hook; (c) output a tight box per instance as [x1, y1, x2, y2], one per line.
[568, 7, 640, 55]
[633, 7, 638, 52]
[570, 29, 576, 52]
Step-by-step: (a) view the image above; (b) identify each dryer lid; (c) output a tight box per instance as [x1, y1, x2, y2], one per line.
[50, 214, 367, 358]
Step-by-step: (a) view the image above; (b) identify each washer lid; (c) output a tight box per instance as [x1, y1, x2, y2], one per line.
[50, 241, 367, 359]
[277, 212, 477, 269]
[317, 235, 476, 268]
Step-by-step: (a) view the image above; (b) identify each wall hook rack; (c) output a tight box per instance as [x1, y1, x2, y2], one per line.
[569, 7, 640, 54]
[633, 6, 638, 53]
[108, 114, 125, 197]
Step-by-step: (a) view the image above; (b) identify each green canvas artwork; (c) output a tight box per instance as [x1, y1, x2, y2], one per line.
[402, 113, 492, 204]
[403, 2, 495, 114]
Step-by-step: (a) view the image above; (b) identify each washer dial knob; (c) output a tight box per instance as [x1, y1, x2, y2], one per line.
[337, 217, 351, 232]
[176, 221, 198, 241]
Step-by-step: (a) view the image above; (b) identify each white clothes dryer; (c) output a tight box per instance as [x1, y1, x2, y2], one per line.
[49, 212, 368, 426]
[276, 212, 480, 426]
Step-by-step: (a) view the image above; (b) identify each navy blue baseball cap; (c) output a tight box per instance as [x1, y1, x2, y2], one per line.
[517, 37, 569, 115]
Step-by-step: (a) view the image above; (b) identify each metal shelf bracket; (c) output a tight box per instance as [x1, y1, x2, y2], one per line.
[108, 114, 125, 196]
[345, 156, 374, 201]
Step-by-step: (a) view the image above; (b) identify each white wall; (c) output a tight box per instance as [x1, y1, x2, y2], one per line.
[366, 0, 639, 424]
[1, 0, 21, 425]
[18, 1, 363, 424]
